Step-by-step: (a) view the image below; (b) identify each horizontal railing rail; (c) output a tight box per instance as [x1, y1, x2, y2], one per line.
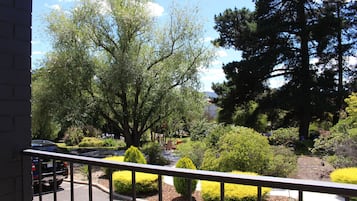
[23, 148, 357, 201]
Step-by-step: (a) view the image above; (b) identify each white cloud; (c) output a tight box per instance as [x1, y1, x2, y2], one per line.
[32, 51, 45, 55]
[146, 2, 164, 17]
[31, 40, 41, 45]
[347, 55, 357, 66]
[45, 3, 61, 11]
[269, 76, 285, 89]
[216, 49, 228, 58]
[203, 36, 214, 43]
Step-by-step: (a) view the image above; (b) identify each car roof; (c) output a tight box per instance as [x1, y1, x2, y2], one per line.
[31, 140, 57, 147]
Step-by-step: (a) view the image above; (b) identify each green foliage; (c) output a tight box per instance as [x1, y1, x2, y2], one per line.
[232, 101, 268, 132]
[330, 168, 357, 184]
[176, 140, 207, 168]
[345, 93, 357, 117]
[82, 125, 101, 137]
[141, 142, 169, 165]
[42, 0, 213, 147]
[64, 126, 84, 146]
[112, 171, 158, 195]
[124, 146, 147, 164]
[201, 171, 271, 201]
[173, 157, 198, 198]
[189, 119, 214, 141]
[78, 137, 104, 147]
[269, 127, 299, 147]
[204, 124, 232, 148]
[201, 126, 273, 174]
[31, 69, 60, 140]
[264, 146, 297, 177]
[103, 138, 125, 148]
[312, 107, 357, 168]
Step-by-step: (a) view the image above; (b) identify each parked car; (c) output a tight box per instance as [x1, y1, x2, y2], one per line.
[31, 140, 68, 188]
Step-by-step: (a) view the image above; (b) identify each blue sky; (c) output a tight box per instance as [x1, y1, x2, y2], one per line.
[31, 0, 256, 92]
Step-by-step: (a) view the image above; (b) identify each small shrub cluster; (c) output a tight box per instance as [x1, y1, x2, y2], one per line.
[64, 126, 84, 146]
[78, 137, 104, 147]
[265, 146, 297, 177]
[173, 157, 198, 198]
[141, 142, 169, 165]
[201, 171, 271, 201]
[268, 127, 299, 147]
[124, 146, 147, 164]
[112, 171, 158, 195]
[330, 167, 357, 184]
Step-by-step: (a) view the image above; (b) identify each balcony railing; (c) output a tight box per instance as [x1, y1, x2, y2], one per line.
[23, 148, 357, 201]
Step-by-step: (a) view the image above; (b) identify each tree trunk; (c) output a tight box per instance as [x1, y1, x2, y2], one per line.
[297, 0, 312, 140]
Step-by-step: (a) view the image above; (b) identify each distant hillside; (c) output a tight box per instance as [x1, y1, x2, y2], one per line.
[203, 91, 218, 99]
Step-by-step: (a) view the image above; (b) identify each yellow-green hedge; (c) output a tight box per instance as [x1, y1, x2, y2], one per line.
[330, 167, 357, 184]
[112, 171, 158, 195]
[201, 171, 271, 201]
[78, 137, 104, 147]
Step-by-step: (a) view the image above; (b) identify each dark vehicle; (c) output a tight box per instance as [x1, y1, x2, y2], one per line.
[31, 140, 68, 188]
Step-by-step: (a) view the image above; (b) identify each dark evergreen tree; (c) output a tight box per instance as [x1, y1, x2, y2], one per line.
[213, 0, 356, 139]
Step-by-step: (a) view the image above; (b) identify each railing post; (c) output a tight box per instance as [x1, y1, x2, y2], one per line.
[70, 162, 74, 201]
[132, 170, 136, 201]
[298, 190, 303, 201]
[220, 182, 224, 201]
[158, 175, 163, 201]
[39, 159, 43, 201]
[53, 160, 57, 201]
[88, 165, 93, 201]
[188, 178, 192, 201]
[109, 168, 113, 201]
[257, 186, 262, 201]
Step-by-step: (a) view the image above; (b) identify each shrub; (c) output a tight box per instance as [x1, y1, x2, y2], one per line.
[173, 157, 198, 198]
[112, 171, 158, 195]
[201, 126, 273, 174]
[265, 146, 297, 177]
[103, 138, 120, 147]
[176, 140, 206, 168]
[124, 146, 147, 164]
[268, 127, 299, 147]
[330, 167, 357, 184]
[201, 171, 271, 201]
[103, 156, 124, 175]
[78, 137, 104, 147]
[141, 142, 169, 165]
[64, 126, 84, 146]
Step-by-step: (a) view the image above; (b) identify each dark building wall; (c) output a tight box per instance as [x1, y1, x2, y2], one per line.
[0, 0, 32, 200]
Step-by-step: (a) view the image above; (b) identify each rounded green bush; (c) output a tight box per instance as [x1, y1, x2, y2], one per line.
[201, 171, 271, 201]
[330, 167, 357, 184]
[173, 157, 198, 198]
[201, 126, 273, 174]
[124, 146, 147, 164]
[112, 171, 158, 195]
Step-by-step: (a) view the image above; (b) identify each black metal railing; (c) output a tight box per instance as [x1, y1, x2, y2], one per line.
[23, 149, 357, 201]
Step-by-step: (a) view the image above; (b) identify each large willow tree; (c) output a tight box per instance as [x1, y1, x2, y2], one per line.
[39, 0, 212, 146]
